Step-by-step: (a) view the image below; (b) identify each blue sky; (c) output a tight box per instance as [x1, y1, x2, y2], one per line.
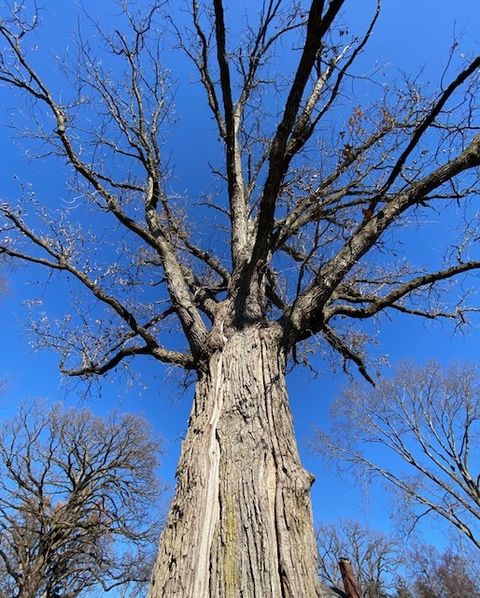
[1, 0, 480, 573]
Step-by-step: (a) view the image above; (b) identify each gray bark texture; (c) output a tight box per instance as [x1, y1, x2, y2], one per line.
[150, 326, 332, 597]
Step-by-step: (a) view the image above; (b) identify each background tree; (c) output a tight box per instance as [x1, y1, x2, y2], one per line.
[313, 362, 480, 550]
[0, 402, 161, 597]
[317, 524, 480, 598]
[391, 580, 414, 598]
[316, 520, 400, 597]
[0, 1, 480, 595]
[401, 544, 480, 598]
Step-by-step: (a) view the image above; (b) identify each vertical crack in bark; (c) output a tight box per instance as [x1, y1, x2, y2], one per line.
[194, 352, 224, 597]
[259, 335, 286, 598]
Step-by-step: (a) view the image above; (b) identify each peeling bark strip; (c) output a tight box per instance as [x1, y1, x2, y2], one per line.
[149, 327, 323, 597]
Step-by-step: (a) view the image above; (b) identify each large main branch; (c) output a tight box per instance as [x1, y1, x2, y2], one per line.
[247, 0, 345, 274]
[212, 0, 248, 267]
[0, 14, 211, 360]
[286, 131, 480, 342]
[325, 262, 480, 322]
[0, 210, 195, 373]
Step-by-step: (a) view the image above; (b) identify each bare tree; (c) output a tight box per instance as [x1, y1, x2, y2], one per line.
[313, 362, 480, 550]
[0, 1, 480, 595]
[402, 544, 480, 598]
[317, 520, 400, 597]
[0, 402, 162, 597]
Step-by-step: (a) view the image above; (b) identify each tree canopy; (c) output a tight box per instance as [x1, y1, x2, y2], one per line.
[0, 1, 479, 381]
[314, 362, 480, 549]
[0, 402, 162, 597]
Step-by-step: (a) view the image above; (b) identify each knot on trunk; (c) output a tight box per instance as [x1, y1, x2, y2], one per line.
[206, 325, 228, 354]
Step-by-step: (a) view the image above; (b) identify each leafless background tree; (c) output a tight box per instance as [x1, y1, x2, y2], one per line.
[0, 402, 162, 597]
[316, 520, 400, 597]
[0, 0, 480, 595]
[313, 362, 480, 550]
[316, 523, 480, 598]
[399, 544, 480, 598]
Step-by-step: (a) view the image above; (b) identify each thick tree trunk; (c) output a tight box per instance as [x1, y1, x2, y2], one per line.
[149, 326, 330, 597]
[17, 556, 45, 598]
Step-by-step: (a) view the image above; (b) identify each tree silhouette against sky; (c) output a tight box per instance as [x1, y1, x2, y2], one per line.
[1, 1, 480, 595]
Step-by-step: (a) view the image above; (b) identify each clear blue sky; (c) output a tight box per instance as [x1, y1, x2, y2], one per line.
[1, 0, 480, 573]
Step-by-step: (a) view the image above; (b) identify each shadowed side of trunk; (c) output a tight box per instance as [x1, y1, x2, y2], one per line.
[149, 326, 324, 597]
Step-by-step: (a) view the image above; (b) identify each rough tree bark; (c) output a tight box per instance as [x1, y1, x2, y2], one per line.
[150, 325, 322, 597]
